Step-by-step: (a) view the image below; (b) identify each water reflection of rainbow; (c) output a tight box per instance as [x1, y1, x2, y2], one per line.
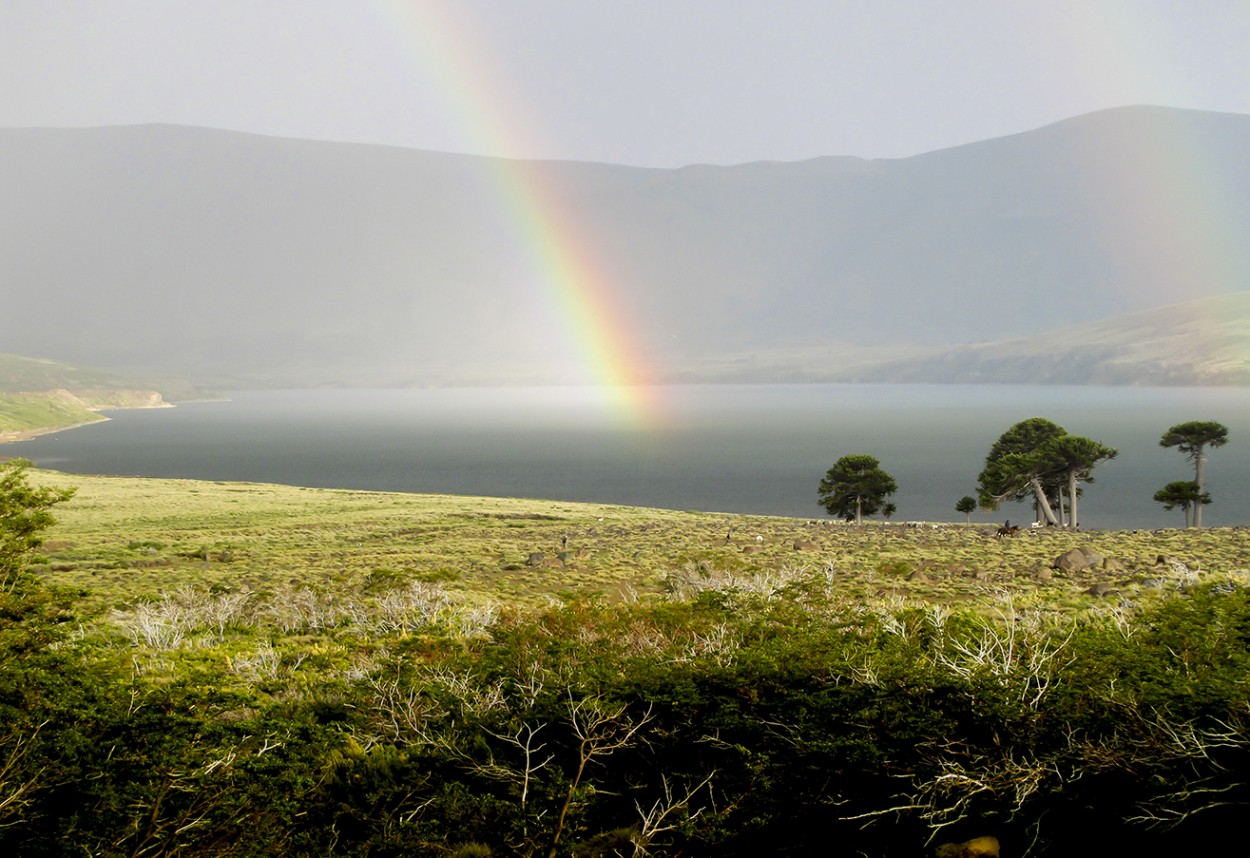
[380, 1, 663, 426]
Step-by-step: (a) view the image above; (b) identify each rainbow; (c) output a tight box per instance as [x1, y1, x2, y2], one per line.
[1027, 4, 1250, 312]
[376, 1, 665, 426]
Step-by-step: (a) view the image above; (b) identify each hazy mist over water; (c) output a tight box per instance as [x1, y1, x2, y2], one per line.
[16, 385, 1250, 529]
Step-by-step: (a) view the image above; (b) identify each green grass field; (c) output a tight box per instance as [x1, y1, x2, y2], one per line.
[33, 469, 1250, 613]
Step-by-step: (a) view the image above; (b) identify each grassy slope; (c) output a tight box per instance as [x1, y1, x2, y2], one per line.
[0, 352, 182, 438]
[0, 391, 106, 437]
[0, 352, 143, 392]
[33, 470, 1250, 613]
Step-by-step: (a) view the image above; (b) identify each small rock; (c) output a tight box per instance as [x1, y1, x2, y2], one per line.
[526, 552, 546, 567]
[793, 541, 818, 551]
[1084, 582, 1119, 597]
[1155, 555, 1193, 577]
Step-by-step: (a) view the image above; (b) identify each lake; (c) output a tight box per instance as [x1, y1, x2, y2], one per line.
[12, 385, 1249, 529]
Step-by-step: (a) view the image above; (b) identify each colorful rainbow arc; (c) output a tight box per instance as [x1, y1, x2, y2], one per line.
[379, 1, 664, 426]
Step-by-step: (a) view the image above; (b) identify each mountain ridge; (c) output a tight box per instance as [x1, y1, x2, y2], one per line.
[2, 106, 1248, 386]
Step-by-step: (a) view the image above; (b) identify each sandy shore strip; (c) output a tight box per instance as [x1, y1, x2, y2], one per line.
[0, 415, 110, 446]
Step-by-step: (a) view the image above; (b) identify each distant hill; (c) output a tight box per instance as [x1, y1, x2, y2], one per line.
[0, 353, 205, 399]
[0, 353, 182, 440]
[1, 352, 147, 393]
[2, 106, 1248, 386]
[843, 292, 1250, 385]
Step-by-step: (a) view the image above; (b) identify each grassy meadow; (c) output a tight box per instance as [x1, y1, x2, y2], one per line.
[34, 468, 1250, 613]
[6, 467, 1250, 856]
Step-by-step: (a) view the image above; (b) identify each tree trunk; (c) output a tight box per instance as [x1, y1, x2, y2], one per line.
[1195, 448, 1207, 528]
[855, 496, 863, 526]
[1029, 478, 1059, 526]
[1067, 469, 1079, 530]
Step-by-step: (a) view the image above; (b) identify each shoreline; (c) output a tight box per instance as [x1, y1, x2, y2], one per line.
[0, 400, 176, 448]
[0, 415, 110, 447]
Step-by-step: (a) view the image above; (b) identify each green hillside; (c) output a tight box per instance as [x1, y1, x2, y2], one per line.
[0, 390, 105, 438]
[0, 353, 184, 440]
[0, 351, 140, 392]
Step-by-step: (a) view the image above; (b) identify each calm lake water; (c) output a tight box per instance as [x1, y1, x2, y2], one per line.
[13, 385, 1250, 529]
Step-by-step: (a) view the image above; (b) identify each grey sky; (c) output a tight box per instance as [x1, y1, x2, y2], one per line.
[3, 0, 1249, 167]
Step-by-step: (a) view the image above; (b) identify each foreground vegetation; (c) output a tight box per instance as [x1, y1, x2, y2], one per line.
[4, 465, 1250, 855]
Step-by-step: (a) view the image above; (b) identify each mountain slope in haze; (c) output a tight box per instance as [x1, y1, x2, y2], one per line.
[848, 292, 1250, 386]
[2, 106, 1248, 386]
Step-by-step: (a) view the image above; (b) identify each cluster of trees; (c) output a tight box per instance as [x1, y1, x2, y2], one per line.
[1153, 421, 1228, 528]
[821, 418, 1230, 529]
[3, 457, 1250, 855]
[975, 418, 1116, 529]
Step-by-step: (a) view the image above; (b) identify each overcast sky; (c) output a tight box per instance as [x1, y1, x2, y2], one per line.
[3, 0, 1249, 167]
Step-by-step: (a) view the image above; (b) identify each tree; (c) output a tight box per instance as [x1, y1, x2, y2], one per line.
[1033, 434, 1117, 529]
[955, 496, 977, 524]
[0, 459, 75, 593]
[818, 455, 897, 525]
[1153, 481, 1210, 528]
[1160, 421, 1228, 528]
[977, 418, 1067, 525]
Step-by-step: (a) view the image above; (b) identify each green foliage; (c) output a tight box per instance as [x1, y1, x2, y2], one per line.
[955, 495, 977, 522]
[818, 454, 897, 524]
[977, 420, 1115, 527]
[1159, 420, 1229, 459]
[1153, 480, 1211, 527]
[978, 417, 1066, 500]
[1160, 420, 1228, 528]
[0, 459, 75, 592]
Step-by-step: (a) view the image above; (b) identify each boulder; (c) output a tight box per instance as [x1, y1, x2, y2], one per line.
[936, 835, 1000, 858]
[1053, 547, 1102, 573]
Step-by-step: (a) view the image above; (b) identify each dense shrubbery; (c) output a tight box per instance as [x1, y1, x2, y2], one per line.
[2, 574, 1248, 855]
[3, 463, 1249, 855]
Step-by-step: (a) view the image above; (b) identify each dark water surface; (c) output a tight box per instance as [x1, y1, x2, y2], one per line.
[13, 385, 1250, 529]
